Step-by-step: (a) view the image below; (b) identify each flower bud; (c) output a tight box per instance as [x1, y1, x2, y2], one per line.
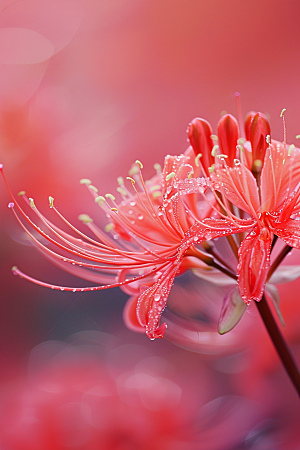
[244, 111, 256, 140]
[217, 114, 239, 166]
[188, 118, 214, 175]
[249, 112, 271, 172]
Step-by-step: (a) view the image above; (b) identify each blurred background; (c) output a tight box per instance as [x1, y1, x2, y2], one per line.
[0, 0, 300, 448]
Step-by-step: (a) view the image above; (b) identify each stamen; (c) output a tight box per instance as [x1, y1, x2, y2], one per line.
[210, 135, 218, 141]
[89, 185, 98, 193]
[288, 144, 295, 156]
[111, 207, 118, 212]
[195, 153, 202, 167]
[8, 202, 14, 208]
[165, 172, 175, 181]
[105, 193, 116, 201]
[126, 176, 136, 184]
[296, 135, 300, 139]
[280, 108, 286, 118]
[18, 191, 26, 196]
[135, 160, 143, 169]
[211, 145, 219, 156]
[153, 163, 162, 173]
[29, 198, 35, 208]
[49, 196, 54, 208]
[128, 164, 140, 176]
[78, 214, 93, 224]
[105, 223, 114, 232]
[117, 176, 124, 186]
[95, 195, 105, 205]
[116, 187, 127, 196]
[80, 179, 92, 185]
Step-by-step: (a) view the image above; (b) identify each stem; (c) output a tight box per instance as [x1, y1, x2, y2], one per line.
[256, 295, 300, 395]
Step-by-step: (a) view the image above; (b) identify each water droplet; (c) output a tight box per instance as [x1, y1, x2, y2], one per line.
[130, 201, 136, 206]
[138, 214, 144, 220]
[154, 294, 161, 301]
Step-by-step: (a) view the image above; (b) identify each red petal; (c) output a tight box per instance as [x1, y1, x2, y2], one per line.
[123, 295, 146, 333]
[271, 218, 300, 249]
[212, 165, 260, 217]
[188, 118, 214, 175]
[218, 286, 248, 334]
[217, 114, 239, 166]
[237, 226, 272, 304]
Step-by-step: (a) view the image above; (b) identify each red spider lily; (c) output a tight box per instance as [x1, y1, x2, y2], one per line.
[2, 107, 299, 343]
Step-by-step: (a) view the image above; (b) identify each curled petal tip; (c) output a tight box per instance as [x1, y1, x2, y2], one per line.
[146, 322, 167, 340]
[8, 202, 14, 208]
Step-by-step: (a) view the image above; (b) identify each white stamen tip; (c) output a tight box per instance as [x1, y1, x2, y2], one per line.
[49, 196, 54, 208]
[126, 177, 136, 184]
[12, 266, 18, 274]
[89, 185, 98, 193]
[296, 135, 300, 139]
[79, 178, 92, 185]
[29, 198, 35, 208]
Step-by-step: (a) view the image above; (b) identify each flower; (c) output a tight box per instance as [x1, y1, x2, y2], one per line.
[2, 106, 300, 341]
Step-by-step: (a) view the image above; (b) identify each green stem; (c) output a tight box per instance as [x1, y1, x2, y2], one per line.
[256, 295, 300, 396]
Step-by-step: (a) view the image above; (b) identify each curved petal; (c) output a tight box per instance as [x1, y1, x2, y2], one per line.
[237, 226, 272, 304]
[268, 265, 300, 284]
[212, 165, 260, 217]
[218, 286, 248, 334]
[271, 218, 300, 249]
[123, 295, 145, 333]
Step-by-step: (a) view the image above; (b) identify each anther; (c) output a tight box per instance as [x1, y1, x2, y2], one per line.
[105, 223, 114, 232]
[216, 154, 228, 159]
[195, 153, 202, 167]
[11, 266, 18, 274]
[29, 198, 35, 208]
[89, 185, 98, 193]
[128, 165, 139, 176]
[280, 108, 286, 118]
[210, 134, 218, 141]
[296, 135, 300, 139]
[117, 176, 124, 186]
[105, 193, 116, 201]
[153, 163, 162, 172]
[78, 214, 93, 223]
[135, 160, 143, 169]
[211, 145, 219, 156]
[8, 202, 14, 208]
[95, 195, 105, 205]
[208, 164, 215, 173]
[79, 179, 92, 185]
[266, 135, 271, 144]
[165, 172, 175, 181]
[111, 207, 118, 212]
[116, 187, 127, 196]
[18, 191, 26, 196]
[49, 196, 54, 208]
[126, 176, 136, 184]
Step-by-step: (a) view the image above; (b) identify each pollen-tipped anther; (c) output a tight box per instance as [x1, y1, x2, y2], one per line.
[126, 177, 136, 184]
[79, 179, 92, 185]
[165, 172, 175, 181]
[280, 108, 286, 118]
[95, 195, 105, 205]
[217, 114, 239, 166]
[11, 266, 18, 274]
[105, 193, 116, 201]
[18, 191, 26, 196]
[29, 198, 35, 208]
[135, 160, 143, 169]
[78, 214, 93, 224]
[49, 196, 54, 208]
